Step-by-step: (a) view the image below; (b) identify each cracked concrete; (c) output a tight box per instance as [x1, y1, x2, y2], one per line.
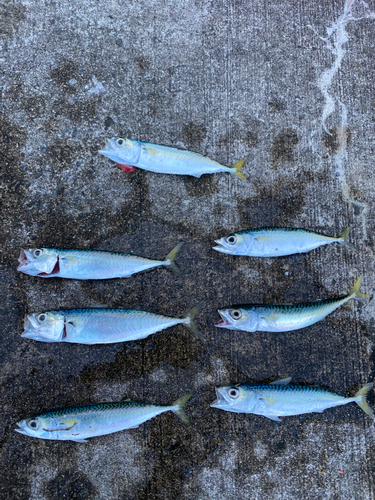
[1, 0, 375, 499]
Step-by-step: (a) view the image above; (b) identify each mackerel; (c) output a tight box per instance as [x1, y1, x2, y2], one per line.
[16, 394, 192, 442]
[216, 277, 369, 333]
[213, 226, 356, 257]
[211, 377, 374, 421]
[17, 244, 182, 279]
[22, 304, 203, 343]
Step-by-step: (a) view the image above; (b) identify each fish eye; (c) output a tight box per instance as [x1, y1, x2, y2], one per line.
[116, 138, 125, 147]
[33, 249, 43, 258]
[27, 418, 39, 430]
[230, 310, 242, 320]
[228, 387, 239, 399]
[38, 313, 47, 323]
[226, 235, 237, 245]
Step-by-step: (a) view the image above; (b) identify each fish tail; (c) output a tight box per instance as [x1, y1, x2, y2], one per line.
[355, 383, 374, 419]
[182, 302, 204, 340]
[163, 243, 183, 277]
[172, 393, 193, 425]
[348, 276, 370, 300]
[230, 157, 247, 181]
[338, 227, 357, 251]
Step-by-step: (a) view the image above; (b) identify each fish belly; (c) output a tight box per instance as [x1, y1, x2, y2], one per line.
[67, 311, 180, 344]
[63, 407, 165, 440]
[58, 253, 161, 279]
[258, 390, 346, 417]
[258, 303, 339, 332]
[138, 145, 226, 176]
[249, 232, 330, 257]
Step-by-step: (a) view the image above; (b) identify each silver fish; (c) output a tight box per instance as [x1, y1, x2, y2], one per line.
[213, 226, 356, 257]
[99, 137, 247, 180]
[22, 304, 202, 343]
[216, 277, 369, 333]
[16, 393, 192, 442]
[17, 244, 182, 279]
[211, 378, 374, 421]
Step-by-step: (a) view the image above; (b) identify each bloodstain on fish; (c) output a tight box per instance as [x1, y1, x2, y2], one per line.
[118, 164, 136, 172]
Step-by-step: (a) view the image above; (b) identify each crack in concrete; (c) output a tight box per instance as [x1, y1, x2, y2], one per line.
[311, 0, 374, 237]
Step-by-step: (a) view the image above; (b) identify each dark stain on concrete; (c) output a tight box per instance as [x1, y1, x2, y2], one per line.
[268, 98, 286, 113]
[0, 1, 26, 36]
[182, 122, 207, 147]
[78, 332, 201, 389]
[134, 55, 150, 73]
[238, 177, 306, 228]
[244, 129, 259, 147]
[322, 126, 352, 155]
[270, 128, 298, 166]
[50, 60, 86, 94]
[182, 174, 219, 198]
[45, 470, 98, 500]
[104, 116, 115, 129]
[53, 97, 98, 122]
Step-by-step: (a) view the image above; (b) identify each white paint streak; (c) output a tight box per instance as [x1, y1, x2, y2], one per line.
[313, 0, 374, 237]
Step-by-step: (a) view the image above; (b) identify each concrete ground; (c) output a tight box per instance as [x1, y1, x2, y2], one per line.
[1, 0, 375, 498]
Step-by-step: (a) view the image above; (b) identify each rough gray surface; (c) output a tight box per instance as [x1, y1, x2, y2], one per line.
[1, 0, 375, 498]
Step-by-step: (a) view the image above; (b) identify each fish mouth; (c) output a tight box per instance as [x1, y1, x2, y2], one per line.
[210, 388, 227, 408]
[215, 310, 231, 328]
[98, 138, 116, 158]
[212, 239, 235, 254]
[17, 249, 30, 270]
[15, 422, 30, 437]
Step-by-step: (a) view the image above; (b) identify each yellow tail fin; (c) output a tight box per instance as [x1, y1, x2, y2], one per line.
[338, 227, 357, 251]
[172, 393, 193, 425]
[230, 157, 247, 181]
[349, 276, 370, 300]
[182, 302, 204, 340]
[355, 383, 374, 418]
[164, 243, 183, 277]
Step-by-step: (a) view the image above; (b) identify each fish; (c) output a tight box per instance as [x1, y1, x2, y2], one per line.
[215, 276, 369, 333]
[15, 393, 192, 442]
[213, 226, 356, 257]
[210, 377, 374, 421]
[17, 243, 182, 279]
[22, 303, 203, 343]
[98, 137, 247, 180]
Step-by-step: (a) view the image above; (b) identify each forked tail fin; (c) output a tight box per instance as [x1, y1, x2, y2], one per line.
[172, 393, 193, 425]
[163, 243, 183, 277]
[338, 227, 357, 251]
[182, 302, 204, 340]
[348, 276, 370, 300]
[230, 157, 247, 181]
[355, 383, 374, 419]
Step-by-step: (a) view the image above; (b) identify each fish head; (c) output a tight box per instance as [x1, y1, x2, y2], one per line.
[15, 414, 56, 440]
[98, 137, 141, 165]
[213, 233, 247, 255]
[17, 248, 59, 276]
[215, 307, 257, 331]
[22, 311, 65, 342]
[210, 385, 254, 412]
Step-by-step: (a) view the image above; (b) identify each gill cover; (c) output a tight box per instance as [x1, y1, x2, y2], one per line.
[210, 385, 256, 413]
[98, 138, 142, 165]
[22, 312, 65, 342]
[17, 248, 59, 276]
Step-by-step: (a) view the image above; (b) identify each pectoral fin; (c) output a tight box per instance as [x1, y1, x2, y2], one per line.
[70, 438, 88, 443]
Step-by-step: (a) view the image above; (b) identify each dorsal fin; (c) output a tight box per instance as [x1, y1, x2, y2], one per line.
[270, 377, 292, 385]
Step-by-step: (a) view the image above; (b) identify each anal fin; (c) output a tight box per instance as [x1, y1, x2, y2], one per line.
[265, 415, 281, 422]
